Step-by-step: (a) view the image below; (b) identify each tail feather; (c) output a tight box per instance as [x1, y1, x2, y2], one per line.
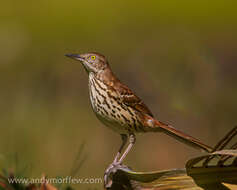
[153, 119, 213, 153]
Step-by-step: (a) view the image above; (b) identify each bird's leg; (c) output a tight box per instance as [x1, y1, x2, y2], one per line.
[112, 134, 128, 164]
[104, 134, 128, 187]
[104, 134, 133, 174]
[117, 133, 136, 164]
[104, 134, 135, 188]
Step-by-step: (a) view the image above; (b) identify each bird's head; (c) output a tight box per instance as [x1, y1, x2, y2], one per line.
[65, 52, 109, 74]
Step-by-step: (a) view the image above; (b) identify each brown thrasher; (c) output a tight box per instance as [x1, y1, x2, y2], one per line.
[65, 52, 212, 166]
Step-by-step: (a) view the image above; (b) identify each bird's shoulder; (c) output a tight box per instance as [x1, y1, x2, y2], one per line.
[114, 80, 153, 116]
[98, 69, 153, 117]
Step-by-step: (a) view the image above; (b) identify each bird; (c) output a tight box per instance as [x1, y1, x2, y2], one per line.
[65, 52, 213, 167]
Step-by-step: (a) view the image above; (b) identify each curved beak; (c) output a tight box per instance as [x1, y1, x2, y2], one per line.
[65, 54, 85, 61]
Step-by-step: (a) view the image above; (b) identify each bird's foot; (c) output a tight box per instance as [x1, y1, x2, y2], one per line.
[104, 161, 123, 188]
[105, 160, 121, 174]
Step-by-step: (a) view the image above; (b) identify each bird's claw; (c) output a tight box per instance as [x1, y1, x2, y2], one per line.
[104, 162, 123, 188]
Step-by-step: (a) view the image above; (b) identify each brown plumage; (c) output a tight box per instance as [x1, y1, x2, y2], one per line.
[97, 67, 154, 117]
[65, 52, 213, 167]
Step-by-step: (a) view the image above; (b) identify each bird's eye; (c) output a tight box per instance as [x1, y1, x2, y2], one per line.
[91, 56, 96, 60]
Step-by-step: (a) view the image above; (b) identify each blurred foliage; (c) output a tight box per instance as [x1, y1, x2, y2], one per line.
[1, 1, 237, 189]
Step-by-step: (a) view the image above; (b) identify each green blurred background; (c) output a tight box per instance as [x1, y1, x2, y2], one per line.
[1, 0, 237, 188]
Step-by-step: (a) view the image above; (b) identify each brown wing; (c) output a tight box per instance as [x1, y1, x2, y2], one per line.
[114, 81, 154, 117]
[98, 67, 153, 117]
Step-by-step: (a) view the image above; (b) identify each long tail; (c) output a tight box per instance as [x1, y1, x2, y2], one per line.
[152, 119, 213, 153]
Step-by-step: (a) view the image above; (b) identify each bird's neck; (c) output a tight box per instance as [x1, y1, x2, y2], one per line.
[94, 67, 118, 86]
